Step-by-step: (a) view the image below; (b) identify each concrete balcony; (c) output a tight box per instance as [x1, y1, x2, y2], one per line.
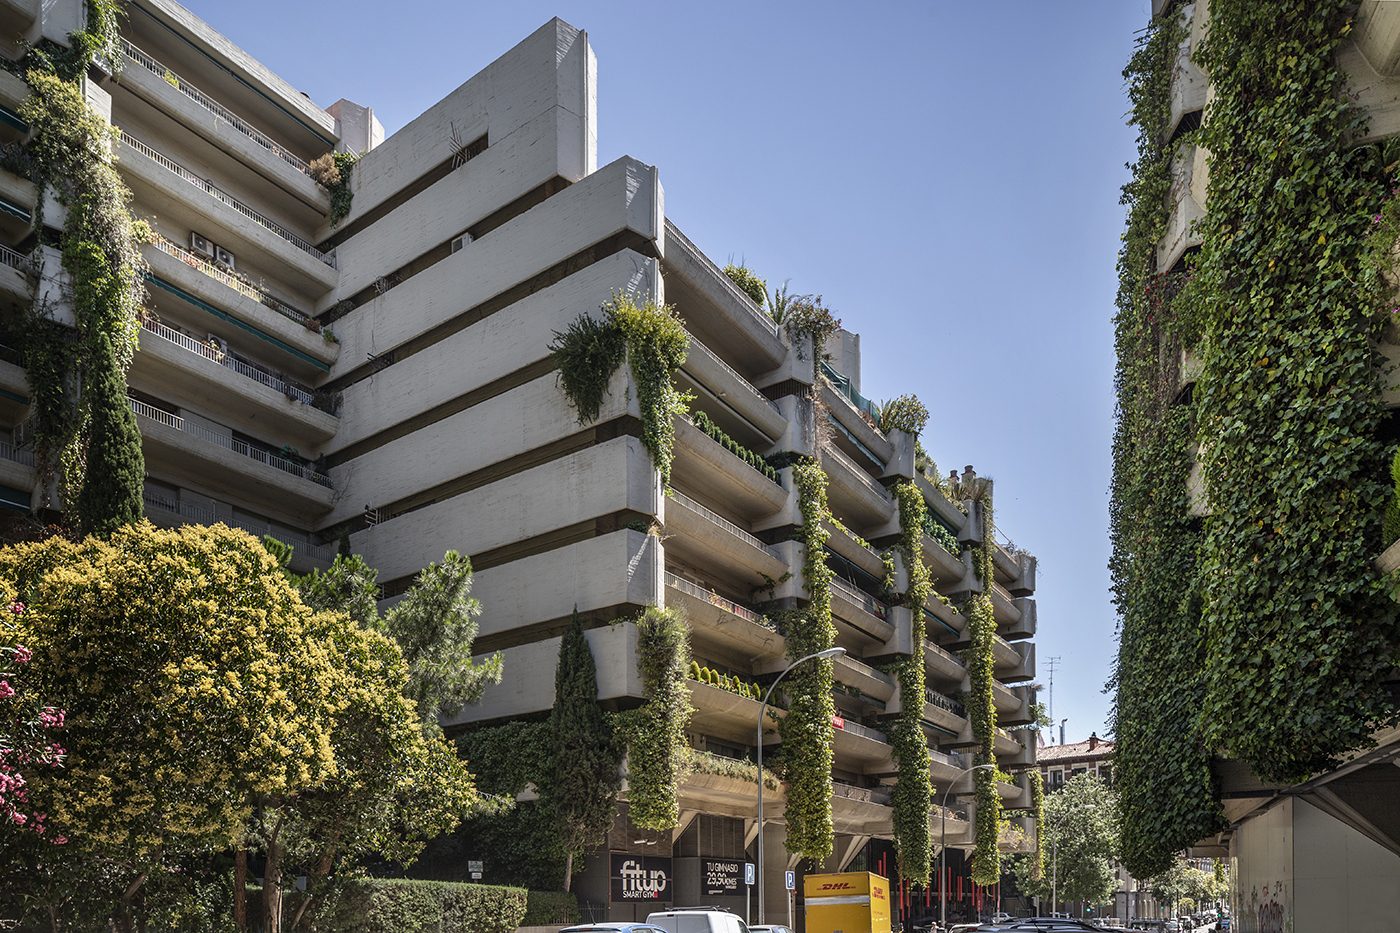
[451, 618, 644, 725]
[1000, 685, 1037, 729]
[117, 38, 329, 216]
[143, 238, 337, 378]
[665, 571, 784, 671]
[663, 487, 789, 593]
[672, 415, 787, 521]
[1357, 0, 1400, 76]
[128, 397, 334, 524]
[992, 542, 1037, 596]
[0, 354, 27, 424]
[921, 531, 970, 588]
[662, 219, 785, 374]
[1002, 597, 1036, 641]
[997, 728, 1038, 770]
[829, 575, 897, 652]
[678, 332, 787, 446]
[689, 678, 770, 747]
[116, 133, 337, 296]
[0, 244, 33, 315]
[0, 70, 29, 121]
[132, 317, 337, 445]
[824, 518, 890, 581]
[141, 490, 332, 575]
[831, 654, 895, 705]
[0, 168, 35, 242]
[1158, 143, 1205, 272]
[821, 443, 896, 533]
[924, 638, 967, 689]
[996, 640, 1035, 685]
[819, 377, 894, 472]
[831, 782, 895, 837]
[1167, 3, 1208, 139]
[0, 0, 38, 37]
[833, 718, 894, 774]
[0, 438, 35, 508]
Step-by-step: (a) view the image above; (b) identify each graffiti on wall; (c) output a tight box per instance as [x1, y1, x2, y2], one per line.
[1244, 880, 1290, 933]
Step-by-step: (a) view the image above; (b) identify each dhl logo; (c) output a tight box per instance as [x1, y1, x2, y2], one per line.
[819, 882, 852, 890]
[873, 885, 886, 900]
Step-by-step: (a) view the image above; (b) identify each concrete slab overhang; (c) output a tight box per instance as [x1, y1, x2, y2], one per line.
[672, 416, 788, 520]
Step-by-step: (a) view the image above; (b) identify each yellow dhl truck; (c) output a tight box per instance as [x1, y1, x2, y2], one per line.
[803, 871, 892, 933]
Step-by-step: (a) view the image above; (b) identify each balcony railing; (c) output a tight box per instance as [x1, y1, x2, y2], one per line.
[150, 235, 322, 332]
[824, 442, 892, 505]
[140, 315, 317, 406]
[831, 575, 888, 620]
[0, 439, 34, 467]
[685, 333, 781, 416]
[0, 340, 22, 367]
[834, 719, 888, 744]
[992, 579, 1017, 604]
[663, 220, 779, 337]
[821, 361, 881, 421]
[143, 491, 335, 562]
[120, 39, 313, 179]
[666, 488, 781, 559]
[119, 131, 335, 268]
[128, 397, 333, 489]
[925, 689, 967, 718]
[831, 782, 891, 807]
[924, 637, 967, 670]
[0, 243, 33, 273]
[665, 572, 771, 628]
[929, 747, 965, 770]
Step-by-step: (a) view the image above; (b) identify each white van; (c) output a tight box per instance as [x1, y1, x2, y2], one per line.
[645, 908, 750, 933]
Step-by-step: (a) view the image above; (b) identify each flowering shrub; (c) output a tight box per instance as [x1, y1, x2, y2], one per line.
[0, 598, 67, 843]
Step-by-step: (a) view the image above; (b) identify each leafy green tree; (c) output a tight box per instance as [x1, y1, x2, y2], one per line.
[1149, 857, 1225, 916]
[74, 332, 143, 536]
[546, 610, 620, 891]
[1009, 773, 1119, 908]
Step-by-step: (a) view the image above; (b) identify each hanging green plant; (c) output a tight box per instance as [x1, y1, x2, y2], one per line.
[722, 263, 766, 306]
[549, 295, 691, 485]
[621, 606, 692, 831]
[889, 482, 933, 883]
[1028, 767, 1045, 883]
[779, 458, 837, 862]
[784, 296, 840, 363]
[962, 491, 1000, 886]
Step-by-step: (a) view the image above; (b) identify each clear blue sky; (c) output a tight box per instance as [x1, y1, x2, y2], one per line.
[183, 1, 1152, 743]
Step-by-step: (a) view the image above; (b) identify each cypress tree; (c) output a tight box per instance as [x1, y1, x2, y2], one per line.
[548, 609, 620, 891]
[76, 334, 144, 537]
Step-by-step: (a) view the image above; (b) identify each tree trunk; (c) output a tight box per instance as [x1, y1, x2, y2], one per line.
[289, 818, 343, 932]
[234, 843, 247, 932]
[263, 816, 286, 933]
[563, 851, 573, 893]
[116, 864, 151, 933]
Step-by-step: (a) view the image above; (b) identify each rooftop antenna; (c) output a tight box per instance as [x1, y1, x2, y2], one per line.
[1045, 655, 1061, 744]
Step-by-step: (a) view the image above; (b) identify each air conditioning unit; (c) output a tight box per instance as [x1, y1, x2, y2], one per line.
[213, 245, 236, 270]
[450, 233, 471, 254]
[190, 232, 214, 258]
[207, 334, 228, 354]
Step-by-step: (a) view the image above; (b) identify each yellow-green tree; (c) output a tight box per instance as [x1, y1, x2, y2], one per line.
[0, 522, 475, 933]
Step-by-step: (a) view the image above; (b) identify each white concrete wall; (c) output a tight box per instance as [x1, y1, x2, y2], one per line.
[1231, 800, 1294, 933]
[1292, 799, 1400, 932]
[355, 436, 661, 582]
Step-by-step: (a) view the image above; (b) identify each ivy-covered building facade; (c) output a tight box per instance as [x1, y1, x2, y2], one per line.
[0, 3, 1045, 927]
[1113, 1, 1400, 928]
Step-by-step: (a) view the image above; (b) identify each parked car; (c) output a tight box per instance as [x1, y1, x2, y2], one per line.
[562, 925, 670, 933]
[646, 908, 749, 933]
[748, 926, 793, 933]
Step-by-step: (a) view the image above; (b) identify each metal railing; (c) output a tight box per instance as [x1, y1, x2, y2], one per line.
[928, 747, 965, 770]
[830, 575, 888, 620]
[150, 235, 321, 331]
[118, 131, 335, 267]
[665, 572, 770, 628]
[924, 637, 967, 669]
[824, 442, 893, 504]
[835, 719, 888, 744]
[992, 579, 1017, 604]
[821, 360, 881, 420]
[120, 39, 313, 178]
[0, 439, 34, 467]
[140, 316, 316, 405]
[666, 488, 781, 558]
[684, 333, 781, 416]
[128, 397, 333, 489]
[925, 689, 967, 718]
[663, 220, 780, 337]
[143, 491, 334, 561]
[831, 782, 891, 806]
[0, 341, 22, 367]
[0, 243, 33, 273]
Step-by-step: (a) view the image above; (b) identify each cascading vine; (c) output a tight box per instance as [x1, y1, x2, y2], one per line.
[890, 482, 933, 883]
[12, 2, 147, 526]
[1027, 767, 1045, 883]
[779, 458, 837, 862]
[963, 492, 1000, 886]
[623, 606, 693, 831]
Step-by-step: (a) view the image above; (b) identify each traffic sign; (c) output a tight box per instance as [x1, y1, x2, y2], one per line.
[745, 863, 755, 885]
[785, 870, 795, 891]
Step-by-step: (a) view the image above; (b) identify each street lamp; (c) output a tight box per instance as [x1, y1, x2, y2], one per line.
[755, 646, 846, 924]
[940, 763, 997, 930]
[1051, 803, 1095, 918]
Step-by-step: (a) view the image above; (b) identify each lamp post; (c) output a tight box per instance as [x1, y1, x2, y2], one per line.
[940, 763, 997, 930]
[755, 646, 846, 924]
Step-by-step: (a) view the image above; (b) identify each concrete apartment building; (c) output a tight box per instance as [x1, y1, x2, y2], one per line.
[0, 2, 1042, 923]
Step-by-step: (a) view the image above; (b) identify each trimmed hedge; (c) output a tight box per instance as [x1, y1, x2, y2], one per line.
[308, 878, 527, 933]
[522, 890, 580, 925]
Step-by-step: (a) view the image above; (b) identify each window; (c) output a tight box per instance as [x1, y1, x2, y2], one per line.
[1047, 769, 1064, 791]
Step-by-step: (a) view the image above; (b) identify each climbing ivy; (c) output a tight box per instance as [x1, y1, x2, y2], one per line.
[962, 490, 1000, 886]
[783, 296, 840, 363]
[15, 6, 146, 523]
[621, 606, 692, 831]
[550, 295, 691, 485]
[890, 482, 932, 883]
[1027, 768, 1045, 883]
[779, 459, 837, 862]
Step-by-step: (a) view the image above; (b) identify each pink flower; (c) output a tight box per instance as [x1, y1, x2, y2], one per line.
[12, 645, 30, 663]
[53, 835, 67, 845]
[0, 681, 13, 699]
[10, 812, 25, 825]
